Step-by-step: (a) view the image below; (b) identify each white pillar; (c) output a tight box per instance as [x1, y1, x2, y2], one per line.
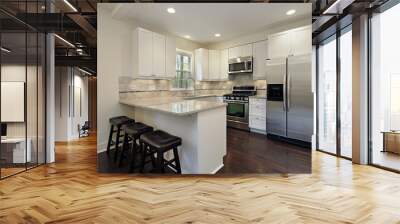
[352, 14, 369, 164]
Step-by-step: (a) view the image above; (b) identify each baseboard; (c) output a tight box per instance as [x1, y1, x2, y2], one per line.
[250, 128, 267, 135]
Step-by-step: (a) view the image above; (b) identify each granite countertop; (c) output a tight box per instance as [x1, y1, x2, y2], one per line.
[120, 98, 227, 116]
[183, 94, 222, 100]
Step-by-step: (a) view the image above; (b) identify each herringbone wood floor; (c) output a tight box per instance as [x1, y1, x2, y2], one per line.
[1, 134, 400, 223]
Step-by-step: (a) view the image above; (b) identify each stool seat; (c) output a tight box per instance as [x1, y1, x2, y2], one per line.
[110, 116, 134, 126]
[124, 122, 153, 138]
[140, 130, 181, 151]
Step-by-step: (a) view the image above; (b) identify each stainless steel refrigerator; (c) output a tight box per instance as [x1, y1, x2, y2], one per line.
[265, 54, 313, 143]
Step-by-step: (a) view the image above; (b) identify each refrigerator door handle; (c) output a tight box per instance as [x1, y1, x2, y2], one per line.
[283, 72, 286, 111]
[287, 72, 291, 111]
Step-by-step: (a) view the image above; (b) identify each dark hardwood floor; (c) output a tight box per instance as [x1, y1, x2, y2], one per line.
[218, 128, 311, 173]
[98, 128, 311, 174]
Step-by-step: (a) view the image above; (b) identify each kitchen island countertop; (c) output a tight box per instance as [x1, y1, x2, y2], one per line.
[119, 97, 227, 116]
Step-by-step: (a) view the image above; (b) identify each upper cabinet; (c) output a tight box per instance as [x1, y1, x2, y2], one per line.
[195, 48, 228, 81]
[290, 26, 312, 57]
[152, 32, 166, 77]
[220, 49, 229, 80]
[228, 44, 253, 59]
[132, 27, 176, 79]
[195, 48, 209, 81]
[165, 36, 177, 79]
[208, 50, 221, 80]
[252, 40, 268, 80]
[268, 31, 291, 59]
[268, 25, 311, 59]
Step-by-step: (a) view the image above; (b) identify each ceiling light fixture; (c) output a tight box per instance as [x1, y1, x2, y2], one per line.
[63, 0, 78, 12]
[78, 67, 93, 76]
[1, 47, 11, 53]
[54, 34, 75, 48]
[286, 9, 296, 15]
[184, 35, 191, 39]
[214, 33, 221, 37]
[167, 7, 176, 14]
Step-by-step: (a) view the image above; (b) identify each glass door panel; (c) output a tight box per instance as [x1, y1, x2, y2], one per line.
[340, 28, 352, 158]
[318, 36, 337, 154]
[370, 3, 400, 171]
[1, 31, 28, 177]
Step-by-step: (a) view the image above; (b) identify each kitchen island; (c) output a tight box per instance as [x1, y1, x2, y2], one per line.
[120, 97, 227, 174]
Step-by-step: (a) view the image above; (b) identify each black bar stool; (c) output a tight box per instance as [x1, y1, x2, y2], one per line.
[139, 130, 182, 174]
[106, 116, 134, 162]
[119, 122, 153, 172]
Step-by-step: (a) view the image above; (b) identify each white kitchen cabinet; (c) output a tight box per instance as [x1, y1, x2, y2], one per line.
[165, 36, 176, 78]
[268, 26, 312, 59]
[268, 31, 291, 59]
[290, 26, 312, 56]
[240, 44, 253, 57]
[195, 48, 209, 81]
[152, 32, 166, 77]
[249, 98, 267, 133]
[220, 49, 229, 80]
[132, 27, 174, 79]
[252, 40, 268, 80]
[228, 46, 240, 59]
[208, 50, 220, 80]
[132, 27, 153, 77]
[228, 44, 252, 59]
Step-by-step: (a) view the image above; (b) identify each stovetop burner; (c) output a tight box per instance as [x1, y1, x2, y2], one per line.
[223, 86, 256, 102]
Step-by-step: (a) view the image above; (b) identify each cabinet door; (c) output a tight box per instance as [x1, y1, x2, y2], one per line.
[268, 31, 291, 59]
[152, 32, 166, 77]
[252, 40, 268, 80]
[165, 36, 176, 79]
[137, 28, 153, 77]
[228, 46, 240, 59]
[290, 26, 312, 56]
[220, 49, 229, 80]
[240, 44, 253, 57]
[195, 48, 209, 80]
[209, 50, 220, 80]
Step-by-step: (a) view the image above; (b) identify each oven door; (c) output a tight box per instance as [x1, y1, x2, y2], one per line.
[226, 101, 248, 123]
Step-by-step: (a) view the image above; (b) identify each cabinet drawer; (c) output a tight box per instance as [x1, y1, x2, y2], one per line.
[249, 115, 266, 131]
[249, 98, 266, 116]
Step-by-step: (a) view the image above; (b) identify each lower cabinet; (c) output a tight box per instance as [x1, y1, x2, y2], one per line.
[249, 98, 266, 134]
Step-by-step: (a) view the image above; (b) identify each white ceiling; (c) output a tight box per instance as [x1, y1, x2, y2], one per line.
[110, 3, 311, 44]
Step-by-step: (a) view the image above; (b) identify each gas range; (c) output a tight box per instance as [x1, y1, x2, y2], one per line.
[223, 86, 257, 102]
[223, 86, 256, 131]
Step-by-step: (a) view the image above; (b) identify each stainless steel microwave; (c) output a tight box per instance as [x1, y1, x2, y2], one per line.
[228, 56, 253, 74]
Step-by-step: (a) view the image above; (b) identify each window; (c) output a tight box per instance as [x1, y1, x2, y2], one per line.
[172, 50, 193, 90]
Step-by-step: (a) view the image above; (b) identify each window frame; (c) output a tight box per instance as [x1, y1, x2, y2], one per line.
[170, 49, 194, 91]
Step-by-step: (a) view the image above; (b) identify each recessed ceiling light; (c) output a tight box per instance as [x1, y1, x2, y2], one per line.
[167, 7, 175, 14]
[184, 35, 191, 39]
[286, 9, 296, 15]
[214, 33, 221, 37]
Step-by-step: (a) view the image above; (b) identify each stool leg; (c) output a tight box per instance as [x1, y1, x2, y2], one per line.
[156, 150, 164, 173]
[129, 138, 137, 173]
[118, 134, 128, 167]
[106, 125, 114, 155]
[173, 147, 182, 174]
[140, 142, 146, 173]
[113, 125, 122, 162]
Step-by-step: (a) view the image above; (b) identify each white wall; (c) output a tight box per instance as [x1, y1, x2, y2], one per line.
[55, 67, 89, 141]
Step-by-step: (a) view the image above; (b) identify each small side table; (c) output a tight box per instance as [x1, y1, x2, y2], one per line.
[381, 131, 400, 154]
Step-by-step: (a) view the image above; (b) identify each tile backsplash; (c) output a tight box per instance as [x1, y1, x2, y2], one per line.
[119, 74, 266, 99]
